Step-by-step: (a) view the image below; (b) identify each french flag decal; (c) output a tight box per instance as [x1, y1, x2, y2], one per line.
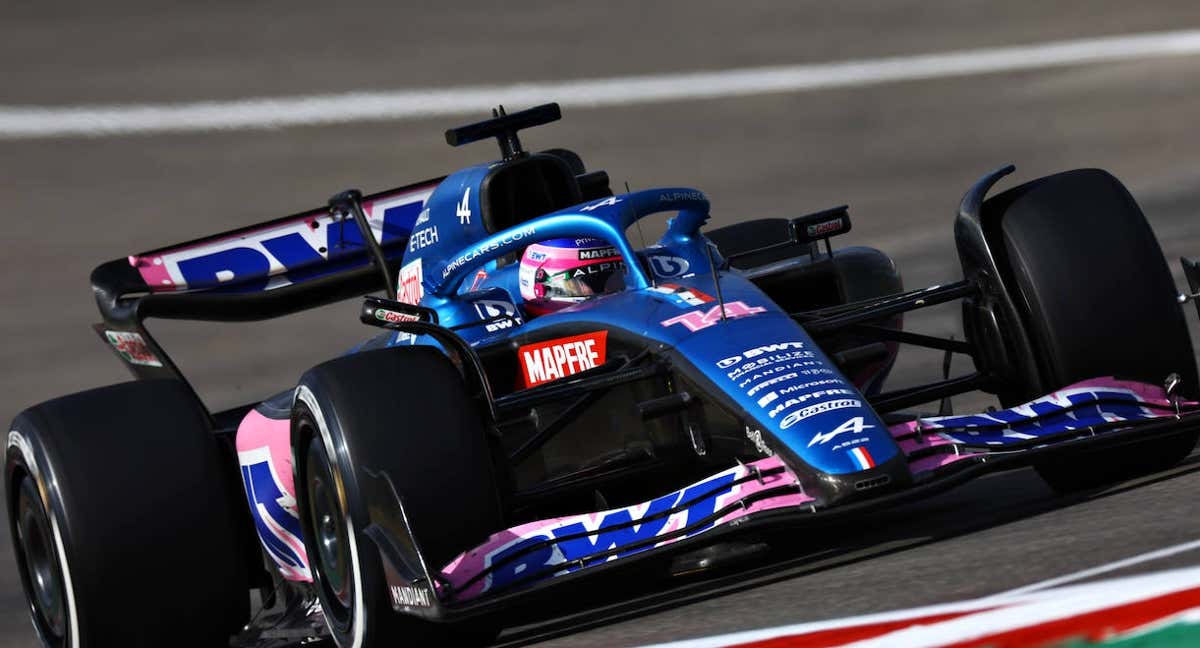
[849, 446, 876, 470]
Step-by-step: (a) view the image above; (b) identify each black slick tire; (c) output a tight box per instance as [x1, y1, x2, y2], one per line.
[293, 346, 503, 648]
[986, 169, 1198, 491]
[5, 380, 249, 647]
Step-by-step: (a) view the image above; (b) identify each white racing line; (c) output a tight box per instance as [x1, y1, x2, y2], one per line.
[3, 29, 1200, 138]
[985, 537, 1200, 598]
[648, 539, 1200, 648]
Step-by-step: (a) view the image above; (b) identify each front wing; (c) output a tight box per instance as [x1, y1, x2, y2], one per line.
[372, 377, 1200, 621]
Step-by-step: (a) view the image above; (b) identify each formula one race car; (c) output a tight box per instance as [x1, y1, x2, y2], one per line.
[8, 103, 1200, 648]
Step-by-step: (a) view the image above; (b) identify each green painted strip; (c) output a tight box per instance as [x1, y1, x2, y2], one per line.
[1058, 621, 1200, 647]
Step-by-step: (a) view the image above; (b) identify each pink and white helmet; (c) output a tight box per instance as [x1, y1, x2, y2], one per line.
[519, 237, 625, 316]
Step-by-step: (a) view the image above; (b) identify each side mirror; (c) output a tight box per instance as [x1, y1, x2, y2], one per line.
[789, 205, 851, 246]
[361, 295, 439, 329]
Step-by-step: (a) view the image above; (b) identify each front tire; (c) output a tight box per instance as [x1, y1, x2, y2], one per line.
[986, 169, 1199, 491]
[293, 346, 503, 647]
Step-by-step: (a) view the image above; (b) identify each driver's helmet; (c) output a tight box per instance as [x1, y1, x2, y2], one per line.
[519, 237, 625, 316]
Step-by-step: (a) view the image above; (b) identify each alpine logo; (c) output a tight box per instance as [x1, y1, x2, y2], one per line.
[808, 416, 875, 447]
[660, 301, 767, 332]
[659, 190, 705, 202]
[519, 331, 608, 388]
[580, 196, 622, 212]
[717, 341, 806, 369]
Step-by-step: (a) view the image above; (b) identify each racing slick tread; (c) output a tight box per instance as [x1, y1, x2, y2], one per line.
[7, 379, 249, 647]
[986, 168, 1199, 491]
[294, 346, 503, 647]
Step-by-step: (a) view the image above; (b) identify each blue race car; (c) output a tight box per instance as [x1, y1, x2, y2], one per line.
[8, 103, 1200, 648]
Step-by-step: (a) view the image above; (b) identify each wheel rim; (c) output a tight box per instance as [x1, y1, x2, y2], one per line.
[14, 474, 66, 641]
[304, 434, 354, 627]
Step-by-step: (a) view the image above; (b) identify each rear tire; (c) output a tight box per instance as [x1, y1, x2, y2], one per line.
[986, 169, 1198, 491]
[293, 346, 503, 648]
[712, 217, 904, 394]
[707, 218, 799, 269]
[5, 380, 249, 647]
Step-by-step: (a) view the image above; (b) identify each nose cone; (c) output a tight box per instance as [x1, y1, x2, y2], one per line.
[673, 313, 911, 503]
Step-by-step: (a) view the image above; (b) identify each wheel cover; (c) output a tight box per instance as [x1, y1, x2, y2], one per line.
[14, 474, 66, 641]
[304, 433, 354, 629]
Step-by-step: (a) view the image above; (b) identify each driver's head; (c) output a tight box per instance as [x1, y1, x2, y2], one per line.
[519, 237, 625, 316]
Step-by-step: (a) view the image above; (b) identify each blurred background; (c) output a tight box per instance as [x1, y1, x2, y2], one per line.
[2, 2, 1199, 646]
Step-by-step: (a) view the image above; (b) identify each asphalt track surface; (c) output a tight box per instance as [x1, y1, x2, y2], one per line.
[3, 3, 1200, 646]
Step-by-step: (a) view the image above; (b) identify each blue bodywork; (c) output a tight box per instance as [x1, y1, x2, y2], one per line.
[370, 163, 903, 481]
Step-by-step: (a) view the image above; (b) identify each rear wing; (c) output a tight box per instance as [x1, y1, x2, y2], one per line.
[91, 178, 441, 383]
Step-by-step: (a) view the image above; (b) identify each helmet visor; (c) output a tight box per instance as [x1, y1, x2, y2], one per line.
[535, 261, 625, 300]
